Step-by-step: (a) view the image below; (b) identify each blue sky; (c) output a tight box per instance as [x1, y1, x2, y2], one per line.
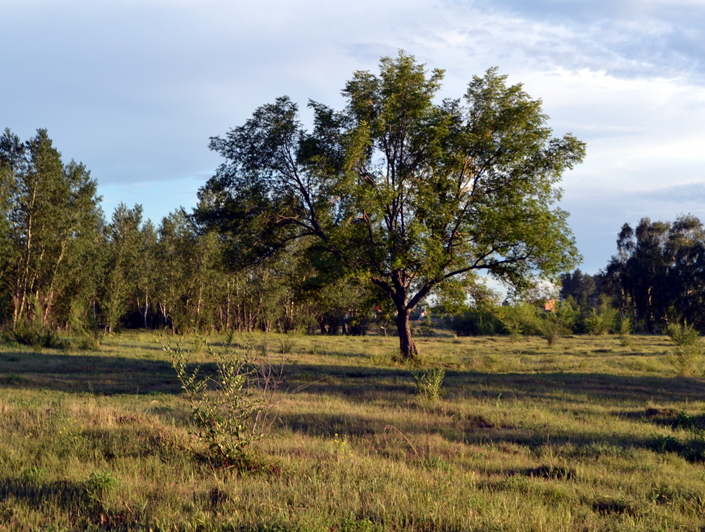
[2, 0, 704, 274]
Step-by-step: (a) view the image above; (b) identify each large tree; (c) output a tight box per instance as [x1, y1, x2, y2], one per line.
[197, 53, 585, 358]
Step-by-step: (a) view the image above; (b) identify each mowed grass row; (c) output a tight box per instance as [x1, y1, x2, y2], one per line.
[1, 332, 704, 531]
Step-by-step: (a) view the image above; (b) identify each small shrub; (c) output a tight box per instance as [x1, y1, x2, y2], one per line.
[585, 295, 618, 335]
[675, 410, 695, 430]
[585, 309, 616, 335]
[223, 329, 237, 347]
[667, 322, 703, 377]
[279, 336, 297, 355]
[21, 467, 46, 485]
[412, 368, 445, 402]
[11, 324, 64, 350]
[167, 340, 281, 469]
[192, 336, 206, 354]
[68, 300, 102, 350]
[536, 315, 568, 346]
[412, 325, 436, 337]
[618, 316, 633, 347]
[85, 470, 117, 501]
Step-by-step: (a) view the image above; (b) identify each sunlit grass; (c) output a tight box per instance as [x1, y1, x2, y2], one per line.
[0, 330, 704, 530]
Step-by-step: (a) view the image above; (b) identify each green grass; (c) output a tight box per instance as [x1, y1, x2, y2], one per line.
[1, 331, 705, 531]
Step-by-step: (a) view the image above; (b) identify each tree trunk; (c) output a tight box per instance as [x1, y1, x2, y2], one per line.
[142, 294, 149, 329]
[395, 308, 418, 360]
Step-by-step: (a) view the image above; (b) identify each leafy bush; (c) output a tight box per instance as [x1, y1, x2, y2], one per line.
[9, 324, 64, 350]
[167, 339, 281, 469]
[278, 336, 297, 355]
[536, 314, 568, 346]
[68, 300, 102, 350]
[617, 316, 633, 347]
[495, 302, 541, 341]
[4, 296, 65, 350]
[450, 308, 503, 336]
[553, 298, 580, 333]
[667, 322, 703, 377]
[85, 470, 117, 501]
[412, 368, 445, 402]
[585, 296, 618, 335]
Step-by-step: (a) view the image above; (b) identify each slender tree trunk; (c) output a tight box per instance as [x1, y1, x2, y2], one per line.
[142, 294, 149, 329]
[43, 239, 67, 326]
[225, 278, 231, 331]
[395, 307, 418, 360]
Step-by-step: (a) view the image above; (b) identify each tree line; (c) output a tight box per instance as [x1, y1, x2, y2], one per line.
[1, 127, 703, 345]
[563, 215, 705, 334]
[0, 129, 382, 344]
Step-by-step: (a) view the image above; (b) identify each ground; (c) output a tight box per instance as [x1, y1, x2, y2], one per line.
[0, 331, 704, 531]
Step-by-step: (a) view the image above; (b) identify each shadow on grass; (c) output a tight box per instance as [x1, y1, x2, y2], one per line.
[285, 365, 705, 405]
[0, 350, 180, 395]
[278, 407, 705, 464]
[0, 477, 142, 530]
[0, 478, 89, 508]
[1, 348, 704, 404]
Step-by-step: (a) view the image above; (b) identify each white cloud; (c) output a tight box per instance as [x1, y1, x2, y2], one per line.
[2, 0, 705, 273]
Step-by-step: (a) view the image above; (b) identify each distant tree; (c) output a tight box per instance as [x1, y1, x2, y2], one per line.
[0, 146, 16, 321]
[560, 269, 596, 309]
[196, 52, 585, 359]
[135, 220, 158, 329]
[155, 209, 192, 333]
[0, 129, 102, 330]
[664, 215, 705, 330]
[101, 204, 144, 333]
[602, 215, 705, 332]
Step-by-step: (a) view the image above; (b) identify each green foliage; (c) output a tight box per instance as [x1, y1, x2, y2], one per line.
[0, 128, 102, 331]
[7, 296, 64, 350]
[68, 300, 102, 350]
[675, 410, 695, 430]
[21, 466, 47, 485]
[495, 302, 541, 340]
[450, 307, 504, 336]
[667, 322, 703, 376]
[585, 295, 618, 335]
[197, 52, 584, 359]
[167, 339, 280, 469]
[617, 316, 633, 347]
[84, 470, 117, 501]
[554, 298, 580, 332]
[602, 215, 705, 333]
[411, 368, 445, 401]
[536, 314, 567, 346]
[278, 336, 297, 355]
[102, 204, 145, 334]
[560, 269, 597, 309]
[491, 300, 576, 344]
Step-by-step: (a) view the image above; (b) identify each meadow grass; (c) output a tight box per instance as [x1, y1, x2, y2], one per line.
[1, 331, 704, 531]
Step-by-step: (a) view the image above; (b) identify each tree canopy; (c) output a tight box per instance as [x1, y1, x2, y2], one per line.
[197, 52, 586, 358]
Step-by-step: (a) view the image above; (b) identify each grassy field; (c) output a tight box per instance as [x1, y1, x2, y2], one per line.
[1, 331, 705, 531]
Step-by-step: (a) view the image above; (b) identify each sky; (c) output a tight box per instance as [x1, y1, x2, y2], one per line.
[2, 0, 704, 274]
